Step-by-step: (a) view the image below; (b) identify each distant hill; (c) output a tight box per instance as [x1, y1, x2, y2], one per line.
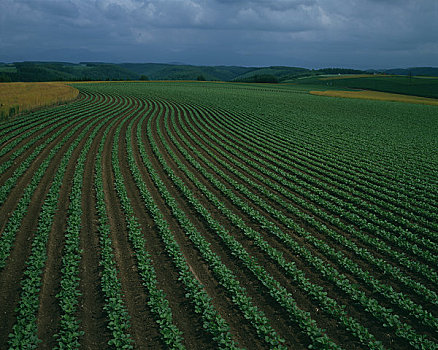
[0, 62, 437, 86]
[232, 66, 310, 82]
[0, 62, 138, 82]
[382, 67, 438, 77]
[119, 63, 252, 81]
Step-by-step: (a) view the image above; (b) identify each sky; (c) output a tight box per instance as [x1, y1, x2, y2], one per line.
[0, 0, 437, 69]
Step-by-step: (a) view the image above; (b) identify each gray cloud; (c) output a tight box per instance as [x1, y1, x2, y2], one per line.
[0, 0, 436, 68]
[24, 0, 80, 18]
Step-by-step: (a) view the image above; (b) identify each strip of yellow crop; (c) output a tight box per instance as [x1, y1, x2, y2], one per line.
[318, 74, 383, 81]
[310, 90, 438, 106]
[0, 82, 79, 119]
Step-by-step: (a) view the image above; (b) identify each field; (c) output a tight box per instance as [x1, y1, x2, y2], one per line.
[309, 90, 438, 106]
[292, 75, 438, 99]
[0, 82, 79, 120]
[0, 81, 437, 349]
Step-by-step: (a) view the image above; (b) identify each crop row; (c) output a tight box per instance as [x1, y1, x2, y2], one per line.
[206, 104, 438, 215]
[0, 91, 95, 152]
[199, 106, 438, 245]
[0, 95, 128, 269]
[0, 92, 107, 175]
[0, 89, 88, 133]
[0, 93, 118, 206]
[54, 96, 132, 348]
[128, 110, 241, 349]
[155, 99, 437, 349]
[111, 100, 186, 349]
[152, 100, 380, 349]
[94, 114, 133, 348]
[215, 100, 438, 194]
[188, 104, 438, 265]
[178, 103, 438, 304]
[181, 104, 438, 294]
[198, 105, 438, 235]
[142, 100, 290, 349]
[157, 98, 436, 348]
[8, 98, 114, 348]
[2, 86, 436, 349]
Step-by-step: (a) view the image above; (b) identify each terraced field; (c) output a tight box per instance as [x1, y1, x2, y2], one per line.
[1, 82, 437, 349]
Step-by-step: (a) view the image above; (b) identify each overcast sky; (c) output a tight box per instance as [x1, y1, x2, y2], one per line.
[0, 0, 437, 69]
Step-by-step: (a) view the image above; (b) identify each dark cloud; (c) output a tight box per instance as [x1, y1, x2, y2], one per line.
[24, 0, 80, 18]
[0, 0, 436, 68]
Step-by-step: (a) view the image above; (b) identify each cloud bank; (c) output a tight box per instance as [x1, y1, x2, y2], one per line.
[1, 0, 436, 68]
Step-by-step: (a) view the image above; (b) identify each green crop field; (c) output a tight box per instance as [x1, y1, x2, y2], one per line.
[0, 81, 437, 349]
[292, 74, 438, 99]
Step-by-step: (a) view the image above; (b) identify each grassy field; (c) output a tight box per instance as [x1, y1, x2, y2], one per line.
[291, 74, 438, 99]
[310, 89, 438, 106]
[0, 82, 78, 120]
[0, 81, 437, 349]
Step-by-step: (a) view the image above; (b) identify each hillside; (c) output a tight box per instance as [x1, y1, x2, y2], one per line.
[119, 63, 253, 81]
[0, 62, 368, 82]
[293, 74, 438, 99]
[232, 66, 310, 82]
[0, 62, 138, 82]
[381, 67, 438, 77]
[1, 62, 437, 97]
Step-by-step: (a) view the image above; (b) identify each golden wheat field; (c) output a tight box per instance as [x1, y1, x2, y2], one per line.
[0, 82, 78, 119]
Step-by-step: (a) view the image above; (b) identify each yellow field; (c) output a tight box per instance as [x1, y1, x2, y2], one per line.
[318, 74, 381, 81]
[310, 90, 438, 106]
[0, 82, 79, 119]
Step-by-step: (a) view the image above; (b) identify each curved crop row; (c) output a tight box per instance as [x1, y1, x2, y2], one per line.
[204, 103, 438, 216]
[94, 116, 133, 348]
[187, 105, 438, 270]
[213, 100, 438, 195]
[192, 105, 438, 250]
[0, 92, 115, 206]
[54, 96, 131, 348]
[153, 99, 383, 349]
[111, 101, 186, 349]
[196, 105, 438, 236]
[161, 98, 438, 344]
[159, 100, 437, 349]
[129, 109, 241, 349]
[0, 92, 106, 174]
[8, 99, 114, 348]
[0, 91, 94, 151]
[181, 104, 438, 297]
[0, 94, 126, 269]
[1, 83, 436, 350]
[143, 101, 288, 349]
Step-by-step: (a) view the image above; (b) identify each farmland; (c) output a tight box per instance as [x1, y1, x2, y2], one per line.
[309, 90, 438, 106]
[0, 82, 79, 120]
[0, 81, 437, 349]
